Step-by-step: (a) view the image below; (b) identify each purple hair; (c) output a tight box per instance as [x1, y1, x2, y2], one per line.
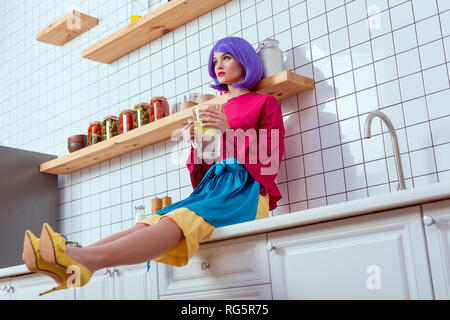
[208, 37, 263, 92]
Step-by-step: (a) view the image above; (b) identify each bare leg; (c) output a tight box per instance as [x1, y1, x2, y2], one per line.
[66, 217, 184, 273]
[84, 223, 147, 248]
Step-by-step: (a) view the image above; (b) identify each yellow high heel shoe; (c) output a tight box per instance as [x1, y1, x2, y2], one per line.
[39, 223, 93, 291]
[22, 230, 69, 296]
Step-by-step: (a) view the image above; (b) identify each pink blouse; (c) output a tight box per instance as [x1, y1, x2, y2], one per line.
[186, 92, 286, 211]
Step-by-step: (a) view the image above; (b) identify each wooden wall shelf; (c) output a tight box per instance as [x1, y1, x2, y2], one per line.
[40, 71, 314, 174]
[36, 10, 98, 46]
[83, 0, 232, 64]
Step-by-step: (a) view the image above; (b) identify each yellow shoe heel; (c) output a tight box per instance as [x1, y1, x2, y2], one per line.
[22, 230, 69, 296]
[39, 285, 67, 296]
[39, 223, 93, 289]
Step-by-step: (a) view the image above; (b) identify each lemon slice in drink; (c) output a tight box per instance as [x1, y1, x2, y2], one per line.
[194, 120, 208, 137]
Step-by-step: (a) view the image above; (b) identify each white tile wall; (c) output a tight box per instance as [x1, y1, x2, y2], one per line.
[1, 0, 449, 245]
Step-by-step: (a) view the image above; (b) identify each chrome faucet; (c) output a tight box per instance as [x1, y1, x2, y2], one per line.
[363, 111, 406, 191]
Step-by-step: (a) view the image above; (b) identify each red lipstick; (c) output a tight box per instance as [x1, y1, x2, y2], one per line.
[218, 72, 225, 77]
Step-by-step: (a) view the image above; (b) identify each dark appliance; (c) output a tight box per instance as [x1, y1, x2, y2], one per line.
[0, 146, 57, 269]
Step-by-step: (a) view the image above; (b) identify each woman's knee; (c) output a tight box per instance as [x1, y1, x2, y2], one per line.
[160, 217, 184, 241]
[134, 222, 148, 231]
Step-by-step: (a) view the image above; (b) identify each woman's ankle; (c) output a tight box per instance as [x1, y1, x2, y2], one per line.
[66, 246, 98, 274]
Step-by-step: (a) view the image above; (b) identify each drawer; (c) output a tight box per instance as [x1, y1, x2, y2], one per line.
[158, 234, 270, 295]
[159, 284, 272, 300]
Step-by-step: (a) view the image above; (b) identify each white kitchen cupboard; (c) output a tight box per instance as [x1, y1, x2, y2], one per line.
[422, 199, 450, 299]
[160, 284, 272, 300]
[0, 278, 11, 300]
[75, 262, 157, 300]
[3, 195, 450, 300]
[75, 268, 112, 300]
[0, 274, 75, 300]
[158, 234, 270, 297]
[113, 263, 158, 300]
[267, 205, 434, 299]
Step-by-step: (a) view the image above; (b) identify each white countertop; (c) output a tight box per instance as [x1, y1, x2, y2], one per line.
[201, 180, 450, 243]
[2, 181, 450, 279]
[0, 264, 30, 279]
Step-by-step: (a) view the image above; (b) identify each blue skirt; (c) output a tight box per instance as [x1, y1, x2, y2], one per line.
[156, 157, 261, 228]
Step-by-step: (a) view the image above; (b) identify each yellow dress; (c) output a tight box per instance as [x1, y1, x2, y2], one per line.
[136, 193, 269, 267]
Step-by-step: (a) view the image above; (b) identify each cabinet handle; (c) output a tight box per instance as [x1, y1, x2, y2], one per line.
[423, 215, 435, 226]
[266, 242, 276, 253]
[1, 285, 8, 292]
[104, 268, 120, 276]
[201, 261, 210, 271]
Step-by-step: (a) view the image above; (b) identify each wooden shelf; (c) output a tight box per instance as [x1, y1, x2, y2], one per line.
[83, 0, 232, 64]
[36, 10, 98, 46]
[40, 71, 314, 174]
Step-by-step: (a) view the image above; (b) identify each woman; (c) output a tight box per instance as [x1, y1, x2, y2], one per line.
[22, 36, 285, 296]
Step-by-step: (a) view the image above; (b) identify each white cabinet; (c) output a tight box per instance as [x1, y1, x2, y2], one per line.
[3, 197, 450, 300]
[267, 206, 434, 299]
[0, 274, 75, 300]
[0, 278, 11, 300]
[75, 268, 112, 300]
[11, 274, 75, 300]
[160, 284, 272, 300]
[114, 263, 157, 300]
[76, 262, 156, 300]
[158, 234, 270, 297]
[422, 199, 450, 299]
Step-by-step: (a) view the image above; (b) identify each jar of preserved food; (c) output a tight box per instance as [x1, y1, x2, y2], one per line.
[119, 109, 134, 134]
[88, 121, 103, 146]
[133, 103, 150, 128]
[102, 115, 119, 140]
[150, 96, 170, 122]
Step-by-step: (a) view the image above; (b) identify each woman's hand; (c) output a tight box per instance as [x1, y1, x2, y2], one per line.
[199, 105, 230, 134]
[181, 118, 195, 143]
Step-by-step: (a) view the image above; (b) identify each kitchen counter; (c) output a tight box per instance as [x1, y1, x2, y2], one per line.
[2, 181, 450, 279]
[201, 180, 450, 243]
[0, 264, 30, 279]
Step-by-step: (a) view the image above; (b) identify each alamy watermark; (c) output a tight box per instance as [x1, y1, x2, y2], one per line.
[366, 264, 381, 290]
[367, 5, 382, 30]
[66, 6, 81, 31]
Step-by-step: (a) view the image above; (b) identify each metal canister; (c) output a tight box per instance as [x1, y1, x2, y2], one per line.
[134, 205, 146, 225]
[184, 93, 200, 103]
[256, 38, 285, 78]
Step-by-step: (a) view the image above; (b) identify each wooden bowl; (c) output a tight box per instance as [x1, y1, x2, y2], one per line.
[196, 94, 216, 104]
[68, 134, 88, 153]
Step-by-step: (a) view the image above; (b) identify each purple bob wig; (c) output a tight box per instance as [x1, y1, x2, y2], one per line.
[208, 37, 263, 92]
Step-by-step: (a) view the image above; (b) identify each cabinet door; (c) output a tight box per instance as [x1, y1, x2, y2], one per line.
[113, 263, 153, 300]
[160, 284, 272, 300]
[75, 268, 113, 300]
[268, 206, 433, 299]
[422, 199, 450, 299]
[158, 234, 270, 296]
[0, 278, 10, 300]
[10, 274, 75, 300]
